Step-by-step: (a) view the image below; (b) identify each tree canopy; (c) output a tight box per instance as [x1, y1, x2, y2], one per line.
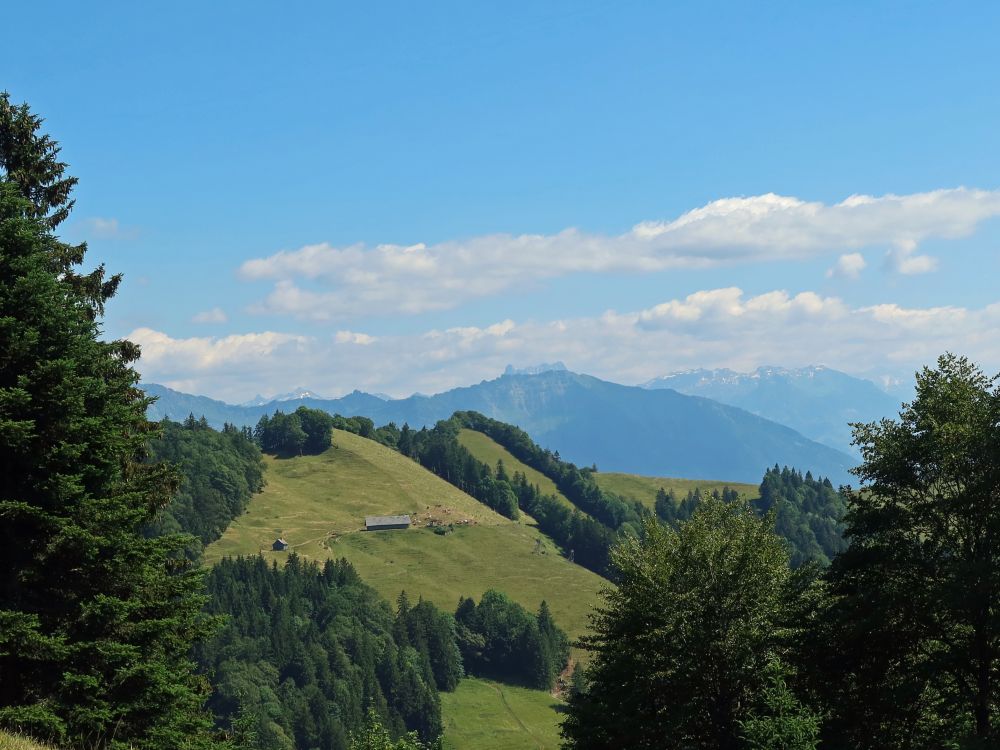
[562, 497, 812, 749]
[808, 354, 1000, 747]
[0, 106, 219, 748]
[255, 405, 335, 456]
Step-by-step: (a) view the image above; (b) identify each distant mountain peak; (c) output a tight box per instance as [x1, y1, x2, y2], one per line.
[646, 365, 837, 388]
[642, 365, 900, 457]
[503, 362, 568, 376]
[240, 386, 326, 407]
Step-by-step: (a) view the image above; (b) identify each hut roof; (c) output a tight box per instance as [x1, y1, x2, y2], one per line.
[365, 515, 411, 527]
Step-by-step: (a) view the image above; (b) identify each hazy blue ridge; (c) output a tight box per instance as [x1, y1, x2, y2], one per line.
[143, 370, 858, 485]
[644, 366, 903, 456]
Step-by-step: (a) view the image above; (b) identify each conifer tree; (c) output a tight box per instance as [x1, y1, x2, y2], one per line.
[0, 104, 220, 748]
[0, 92, 119, 314]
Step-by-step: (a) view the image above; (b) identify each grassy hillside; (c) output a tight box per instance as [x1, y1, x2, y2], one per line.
[206, 429, 605, 652]
[440, 678, 564, 750]
[457, 428, 576, 511]
[0, 732, 57, 750]
[594, 472, 759, 510]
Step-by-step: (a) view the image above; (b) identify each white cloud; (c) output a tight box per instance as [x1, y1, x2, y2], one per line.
[82, 217, 139, 240]
[129, 288, 1000, 402]
[238, 188, 1000, 319]
[191, 307, 228, 324]
[886, 242, 939, 275]
[130, 327, 310, 374]
[826, 252, 867, 279]
[334, 330, 377, 345]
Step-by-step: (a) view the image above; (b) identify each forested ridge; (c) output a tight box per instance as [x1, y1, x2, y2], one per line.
[146, 417, 265, 558]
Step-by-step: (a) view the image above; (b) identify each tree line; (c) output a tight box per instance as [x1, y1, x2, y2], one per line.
[654, 468, 848, 567]
[455, 591, 570, 690]
[146, 416, 265, 558]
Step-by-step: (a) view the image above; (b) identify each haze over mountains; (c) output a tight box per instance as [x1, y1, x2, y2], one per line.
[643, 366, 902, 456]
[143, 365, 883, 485]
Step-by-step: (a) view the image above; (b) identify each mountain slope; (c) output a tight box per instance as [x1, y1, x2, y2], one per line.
[643, 365, 902, 455]
[147, 370, 857, 485]
[205, 429, 605, 653]
[457, 428, 576, 511]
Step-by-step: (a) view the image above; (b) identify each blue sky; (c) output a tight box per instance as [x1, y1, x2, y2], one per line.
[5, 1, 1000, 400]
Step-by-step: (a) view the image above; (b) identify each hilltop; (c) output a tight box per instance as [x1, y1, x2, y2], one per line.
[146, 368, 856, 485]
[206, 429, 605, 654]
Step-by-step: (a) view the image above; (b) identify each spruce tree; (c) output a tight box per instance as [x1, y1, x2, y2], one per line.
[0, 92, 119, 314]
[0, 108, 220, 748]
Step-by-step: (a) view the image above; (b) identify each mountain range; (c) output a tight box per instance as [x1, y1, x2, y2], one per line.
[643, 365, 902, 456]
[143, 367, 868, 485]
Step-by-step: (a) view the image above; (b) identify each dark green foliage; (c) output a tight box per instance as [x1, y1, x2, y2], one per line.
[804, 354, 1000, 748]
[349, 708, 439, 750]
[454, 591, 569, 690]
[145, 417, 265, 558]
[199, 555, 451, 749]
[393, 593, 464, 693]
[563, 498, 812, 749]
[739, 659, 821, 750]
[654, 486, 738, 527]
[654, 472, 847, 568]
[255, 405, 334, 456]
[0, 159, 218, 744]
[756, 467, 847, 567]
[0, 92, 118, 314]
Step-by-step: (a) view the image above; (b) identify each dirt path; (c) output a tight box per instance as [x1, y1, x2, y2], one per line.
[491, 683, 543, 749]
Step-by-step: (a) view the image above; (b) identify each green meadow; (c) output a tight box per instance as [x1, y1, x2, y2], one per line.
[440, 678, 565, 750]
[457, 428, 576, 511]
[0, 732, 57, 750]
[206, 429, 605, 653]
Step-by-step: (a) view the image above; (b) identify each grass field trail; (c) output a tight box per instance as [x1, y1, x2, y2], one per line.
[440, 678, 564, 750]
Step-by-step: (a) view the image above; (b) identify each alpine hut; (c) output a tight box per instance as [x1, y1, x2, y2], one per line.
[365, 515, 411, 531]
